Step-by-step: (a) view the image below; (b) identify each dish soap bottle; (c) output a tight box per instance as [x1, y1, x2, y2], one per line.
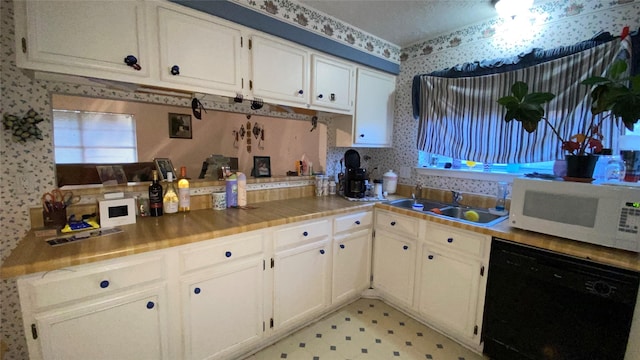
[163, 172, 179, 214]
[237, 172, 247, 207]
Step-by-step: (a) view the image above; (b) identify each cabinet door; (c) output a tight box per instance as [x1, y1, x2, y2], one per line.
[417, 245, 481, 340]
[311, 54, 354, 112]
[273, 239, 330, 330]
[17, 0, 149, 80]
[332, 229, 372, 304]
[353, 68, 395, 146]
[250, 35, 309, 106]
[181, 257, 264, 360]
[372, 230, 416, 308]
[157, 4, 244, 95]
[34, 287, 168, 360]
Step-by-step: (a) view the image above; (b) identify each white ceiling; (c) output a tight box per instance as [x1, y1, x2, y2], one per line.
[297, 0, 501, 47]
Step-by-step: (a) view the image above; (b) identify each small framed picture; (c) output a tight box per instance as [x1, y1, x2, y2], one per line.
[96, 165, 127, 185]
[154, 158, 175, 181]
[169, 113, 192, 139]
[253, 156, 271, 178]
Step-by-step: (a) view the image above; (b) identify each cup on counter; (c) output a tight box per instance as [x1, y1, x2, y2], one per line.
[212, 192, 226, 210]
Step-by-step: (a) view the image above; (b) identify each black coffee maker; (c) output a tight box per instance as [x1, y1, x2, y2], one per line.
[344, 149, 366, 198]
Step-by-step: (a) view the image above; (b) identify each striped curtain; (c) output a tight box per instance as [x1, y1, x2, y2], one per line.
[413, 39, 626, 163]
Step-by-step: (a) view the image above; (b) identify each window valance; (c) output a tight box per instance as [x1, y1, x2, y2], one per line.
[411, 30, 638, 164]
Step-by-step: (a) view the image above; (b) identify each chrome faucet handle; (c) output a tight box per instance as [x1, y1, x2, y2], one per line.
[451, 191, 463, 205]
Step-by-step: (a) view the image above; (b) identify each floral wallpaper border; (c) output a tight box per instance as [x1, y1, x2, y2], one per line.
[232, 0, 402, 63]
[401, 0, 639, 61]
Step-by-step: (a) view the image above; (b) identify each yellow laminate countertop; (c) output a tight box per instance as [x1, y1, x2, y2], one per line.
[3, 197, 639, 278]
[1, 197, 374, 279]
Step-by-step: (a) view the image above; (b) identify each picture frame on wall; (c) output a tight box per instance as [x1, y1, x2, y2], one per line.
[253, 156, 271, 178]
[154, 158, 175, 181]
[168, 113, 192, 139]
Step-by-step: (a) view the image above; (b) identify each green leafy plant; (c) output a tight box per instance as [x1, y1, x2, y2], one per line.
[497, 59, 640, 155]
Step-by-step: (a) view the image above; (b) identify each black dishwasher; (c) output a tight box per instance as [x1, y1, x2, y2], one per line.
[482, 238, 639, 360]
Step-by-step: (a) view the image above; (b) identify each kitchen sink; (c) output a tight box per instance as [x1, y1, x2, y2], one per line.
[389, 198, 447, 210]
[437, 206, 507, 226]
[388, 198, 508, 227]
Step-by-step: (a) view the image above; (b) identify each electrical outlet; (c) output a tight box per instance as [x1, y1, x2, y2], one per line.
[399, 166, 411, 178]
[17, 170, 34, 195]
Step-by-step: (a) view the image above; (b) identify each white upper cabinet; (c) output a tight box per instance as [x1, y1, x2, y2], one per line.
[310, 54, 354, 113]
[155, 2, 245, 96]
[334, 67, 396, 147]
[249, 34, 310, 107]
[15, 0, 150, 82]
[352, 68, 395, 147]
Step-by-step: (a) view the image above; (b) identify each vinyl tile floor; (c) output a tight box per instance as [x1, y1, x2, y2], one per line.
[243, 298, 488, 360]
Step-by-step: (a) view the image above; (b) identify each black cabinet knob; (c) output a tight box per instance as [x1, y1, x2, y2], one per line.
[447, 238, 454, 243]
[340, 244, 345, 249]
[225, 251, 232, 258]
[403, 245, 408, 250]
[318, 94, 323, 99]
[100, 280, 109, 289]
[428, 255, 434, 260]
[390, 221, 396, 226]
[194, 287, 201, 294]
[170, 65, 180, 75]
[124, 55, 141, 71]
[146, 301, 155, 309]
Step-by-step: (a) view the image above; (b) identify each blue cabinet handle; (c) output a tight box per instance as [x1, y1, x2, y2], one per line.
[123, 55, 141, 70]
[428, 255, 434, 260]
[402, 245, 408, 250]
[146, 301, 155, 309]
[390, 221, 396, 226]
[194, 287, 201, 294]
[355, 220, 361, 225]
[100, 280, 109, 289]
[447, 238, 454, 243]
[225, 251, 232, 258]
[303, 231, 309, 236]
[170, 65, 180, 75]
[340, 244, 345, 249]
[320, 249, 325, 254]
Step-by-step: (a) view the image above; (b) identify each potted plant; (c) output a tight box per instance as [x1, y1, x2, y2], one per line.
[497, 59, 640, 180]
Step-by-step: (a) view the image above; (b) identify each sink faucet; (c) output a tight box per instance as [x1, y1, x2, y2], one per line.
[451, 191, 463, 206]
[412, 184, 423, 204]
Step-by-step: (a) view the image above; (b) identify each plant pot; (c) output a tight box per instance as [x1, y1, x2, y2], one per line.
[565, 155, 598, 180]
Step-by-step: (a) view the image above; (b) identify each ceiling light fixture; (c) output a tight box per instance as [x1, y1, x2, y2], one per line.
[494, 0, 533, 19]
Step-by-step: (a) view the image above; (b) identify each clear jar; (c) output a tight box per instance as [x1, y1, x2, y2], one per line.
[605, 156, 626, 182]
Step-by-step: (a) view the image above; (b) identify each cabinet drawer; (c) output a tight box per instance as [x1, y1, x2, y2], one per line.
[425, 224, 488, 257]
[375, 210, 419, 238]
[275, 219, 331, 249]
[180, 233, 264, 273]
[334, 211, 372, 234]
[26, 256, 165, 309]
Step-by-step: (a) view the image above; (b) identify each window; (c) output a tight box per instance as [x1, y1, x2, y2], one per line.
[53, 110, 137, 164]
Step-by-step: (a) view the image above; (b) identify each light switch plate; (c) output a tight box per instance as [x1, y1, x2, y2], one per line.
[399, 166, 411, 178]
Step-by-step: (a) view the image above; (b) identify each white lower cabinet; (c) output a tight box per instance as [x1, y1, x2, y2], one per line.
[273, 238, 331, 330]
[372, 210, 420, 308]
[34, 287, 168, 360]
[18, 208, 495, 359]
[372, 229, 417, 308]
[178, 232, 266, 360]
[180, 258, 264, 360]
[416, 223, 490, 348]
[17, 254, 170, 360]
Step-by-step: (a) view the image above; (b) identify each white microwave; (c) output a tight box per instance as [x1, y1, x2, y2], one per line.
[509, 178, 640, 252]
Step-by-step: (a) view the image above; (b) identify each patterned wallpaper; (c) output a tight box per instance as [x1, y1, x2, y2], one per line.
[367, 0, 640, 196]
[1, 0, 639, 358]
[232, 0, 402, 63]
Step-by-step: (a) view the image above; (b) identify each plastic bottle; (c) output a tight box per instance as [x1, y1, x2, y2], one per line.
[237, 172, 247, 207]
[226, 174, 238, 208]
[605, 156, 626, 182]
[178, 166, 190, 212]
[163, 172, 179, 214]
[495, 182, 508, 212]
